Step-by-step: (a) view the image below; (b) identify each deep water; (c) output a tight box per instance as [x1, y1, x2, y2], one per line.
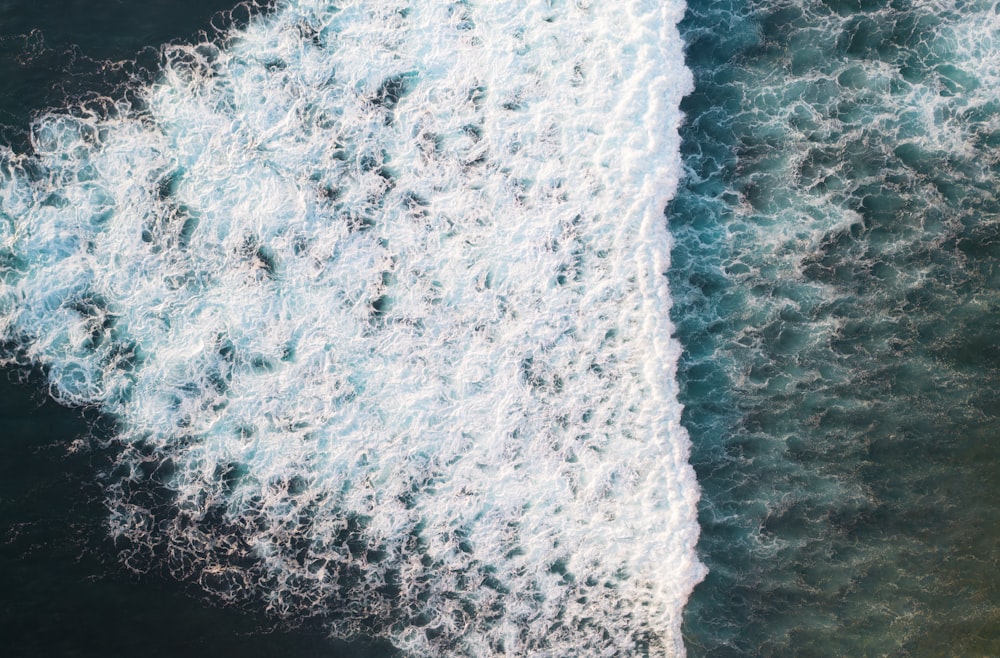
[0, 0, 267, 149]
[0, 375, 395, 657]
[670, 0, 1000, 654]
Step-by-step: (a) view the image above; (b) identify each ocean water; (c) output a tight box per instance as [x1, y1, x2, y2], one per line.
[0, 0, 996, 657]
[671, 0, 1000, 654]
[0, 0, 702, 656]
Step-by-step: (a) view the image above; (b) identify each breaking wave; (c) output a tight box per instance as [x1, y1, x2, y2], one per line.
[0, 1, 702, 655]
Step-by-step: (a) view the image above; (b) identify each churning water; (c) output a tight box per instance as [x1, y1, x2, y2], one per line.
[671, 0, 1000, 654]
[0, 0, 997, 656]
[0, 1, 703, 656]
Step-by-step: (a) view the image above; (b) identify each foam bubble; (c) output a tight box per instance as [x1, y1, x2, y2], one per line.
[0, 1, 703, 654]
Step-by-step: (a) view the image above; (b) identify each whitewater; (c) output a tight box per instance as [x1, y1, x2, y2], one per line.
[0, 0, 703, 655]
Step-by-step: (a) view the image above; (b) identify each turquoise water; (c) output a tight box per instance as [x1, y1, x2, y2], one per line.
[671, 0, 1000, 654]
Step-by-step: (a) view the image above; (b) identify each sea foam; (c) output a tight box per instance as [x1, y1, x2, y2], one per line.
[0, 0, 703, 654]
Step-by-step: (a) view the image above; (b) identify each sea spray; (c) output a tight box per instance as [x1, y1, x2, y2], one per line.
[0, 1, 703, 655]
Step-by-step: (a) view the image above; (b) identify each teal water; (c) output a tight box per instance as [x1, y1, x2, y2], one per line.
[671, 0, 1000, 654]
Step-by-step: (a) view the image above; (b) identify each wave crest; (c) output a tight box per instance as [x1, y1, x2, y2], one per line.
[0, 1, 702, 655]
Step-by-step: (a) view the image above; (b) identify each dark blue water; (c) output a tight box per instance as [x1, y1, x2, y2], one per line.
[0, 0, 247, 147]
[0, 375, 400, 657]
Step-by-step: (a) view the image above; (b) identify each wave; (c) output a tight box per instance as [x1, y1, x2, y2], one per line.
[0, 0, 702, 655]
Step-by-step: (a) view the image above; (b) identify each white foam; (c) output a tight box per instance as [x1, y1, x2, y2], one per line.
[0, 1, 704, 654]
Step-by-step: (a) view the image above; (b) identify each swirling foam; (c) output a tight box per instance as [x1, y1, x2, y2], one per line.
[0, 1, 702, 655]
